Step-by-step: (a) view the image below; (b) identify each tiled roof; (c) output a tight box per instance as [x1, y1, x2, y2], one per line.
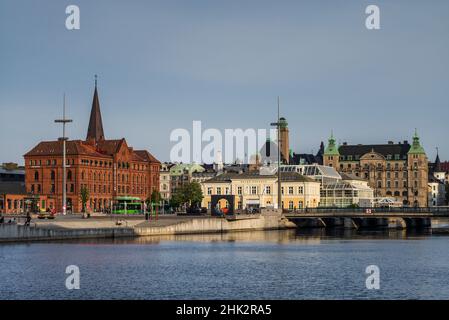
[339, 143, 411, 158]
[24, 140, 110, 158]
[134, 150, 160, 164]
[96, 139, 125, 155]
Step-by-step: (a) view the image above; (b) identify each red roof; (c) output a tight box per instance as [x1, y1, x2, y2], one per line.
[24, 140, 111, 158]
[135, 150, 160, 163]
[439, 162, 449, 172]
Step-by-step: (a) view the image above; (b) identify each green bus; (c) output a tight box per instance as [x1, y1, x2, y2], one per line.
[112, 197, 143, 214]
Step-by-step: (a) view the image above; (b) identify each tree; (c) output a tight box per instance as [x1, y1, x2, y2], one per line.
[79, 186, 89, 213]
[184, 182, 203, 208]
[170, 182, 203, 210]
[150, 190, 161, 204]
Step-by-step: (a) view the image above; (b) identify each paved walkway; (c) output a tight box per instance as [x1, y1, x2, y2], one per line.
[30, 214, 206, 230]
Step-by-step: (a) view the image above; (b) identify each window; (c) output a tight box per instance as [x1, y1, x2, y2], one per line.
[298, 186, 304, 194]
[67, 170, 72, 181]
[265, 186, 271, 194]
[34, 171, 39, 181]
[251, 186, 257, 195]
[207, 187, 212, 195]
[288, 186, 294, 195]
[237, 186, 242, 195]
[216, 187, 222, 195]
[289, 201, 294, 210]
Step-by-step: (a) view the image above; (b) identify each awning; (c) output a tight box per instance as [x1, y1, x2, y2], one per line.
[246, 199, 260, 205]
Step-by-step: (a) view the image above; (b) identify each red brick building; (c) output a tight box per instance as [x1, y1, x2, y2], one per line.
[23, 83, 160, 213]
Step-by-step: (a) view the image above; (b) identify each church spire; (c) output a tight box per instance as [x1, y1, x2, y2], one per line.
[86, 75, 105, 141]
[434, 147, 442, 172]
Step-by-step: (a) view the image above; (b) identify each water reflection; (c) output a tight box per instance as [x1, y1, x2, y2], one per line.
[42, 227, 444, 246]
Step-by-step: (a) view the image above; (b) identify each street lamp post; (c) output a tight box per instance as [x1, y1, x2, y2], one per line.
[270, 96, 282, 211]
[55, 94, 73, 215]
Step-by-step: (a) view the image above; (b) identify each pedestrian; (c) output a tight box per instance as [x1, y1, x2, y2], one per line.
[25, 212, 31, 226]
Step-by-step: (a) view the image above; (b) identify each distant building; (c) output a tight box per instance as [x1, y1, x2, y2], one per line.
[431, 151, 448, 183]
[169, 163, 205, 195]
[290, 142, 325, 165]
[0, 163, 26, 213]
[23, 81, 160, 213]
[0, 163, 25, 182]
[428, 175, 446, 206]
[159, 163, 174, 202]
[323, 131, 428, 207]
[201, 169, 321, 211]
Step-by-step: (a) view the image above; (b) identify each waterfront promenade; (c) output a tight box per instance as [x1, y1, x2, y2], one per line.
[2, 208, 449, 243]
[0, 210, 291, 242]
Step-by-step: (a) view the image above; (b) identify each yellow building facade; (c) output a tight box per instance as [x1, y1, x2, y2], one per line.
[201, 171, 321, 211]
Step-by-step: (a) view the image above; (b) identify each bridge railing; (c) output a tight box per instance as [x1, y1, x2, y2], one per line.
[284, 207, 449, 216]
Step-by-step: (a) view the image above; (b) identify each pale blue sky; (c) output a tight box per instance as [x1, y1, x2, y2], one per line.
[1, 0, 448, 164]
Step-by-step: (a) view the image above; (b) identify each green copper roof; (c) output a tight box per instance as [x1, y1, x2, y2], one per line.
[324, 133, 340, 156]
[408, 129, 426, 155]
[170, 163, 205, 175]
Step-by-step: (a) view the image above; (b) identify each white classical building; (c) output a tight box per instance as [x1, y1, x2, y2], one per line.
[200, 168, 321, 211]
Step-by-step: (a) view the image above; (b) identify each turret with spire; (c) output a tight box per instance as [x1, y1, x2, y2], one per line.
[86, 75, 105, 142]
[323, 131, 340, 168]
[407, 129, 428, 207]
[324, 131, 340, 156]
[408, 129, 425, 155]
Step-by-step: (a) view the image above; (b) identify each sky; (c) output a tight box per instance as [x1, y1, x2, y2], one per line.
[1, 0, 448, 165]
